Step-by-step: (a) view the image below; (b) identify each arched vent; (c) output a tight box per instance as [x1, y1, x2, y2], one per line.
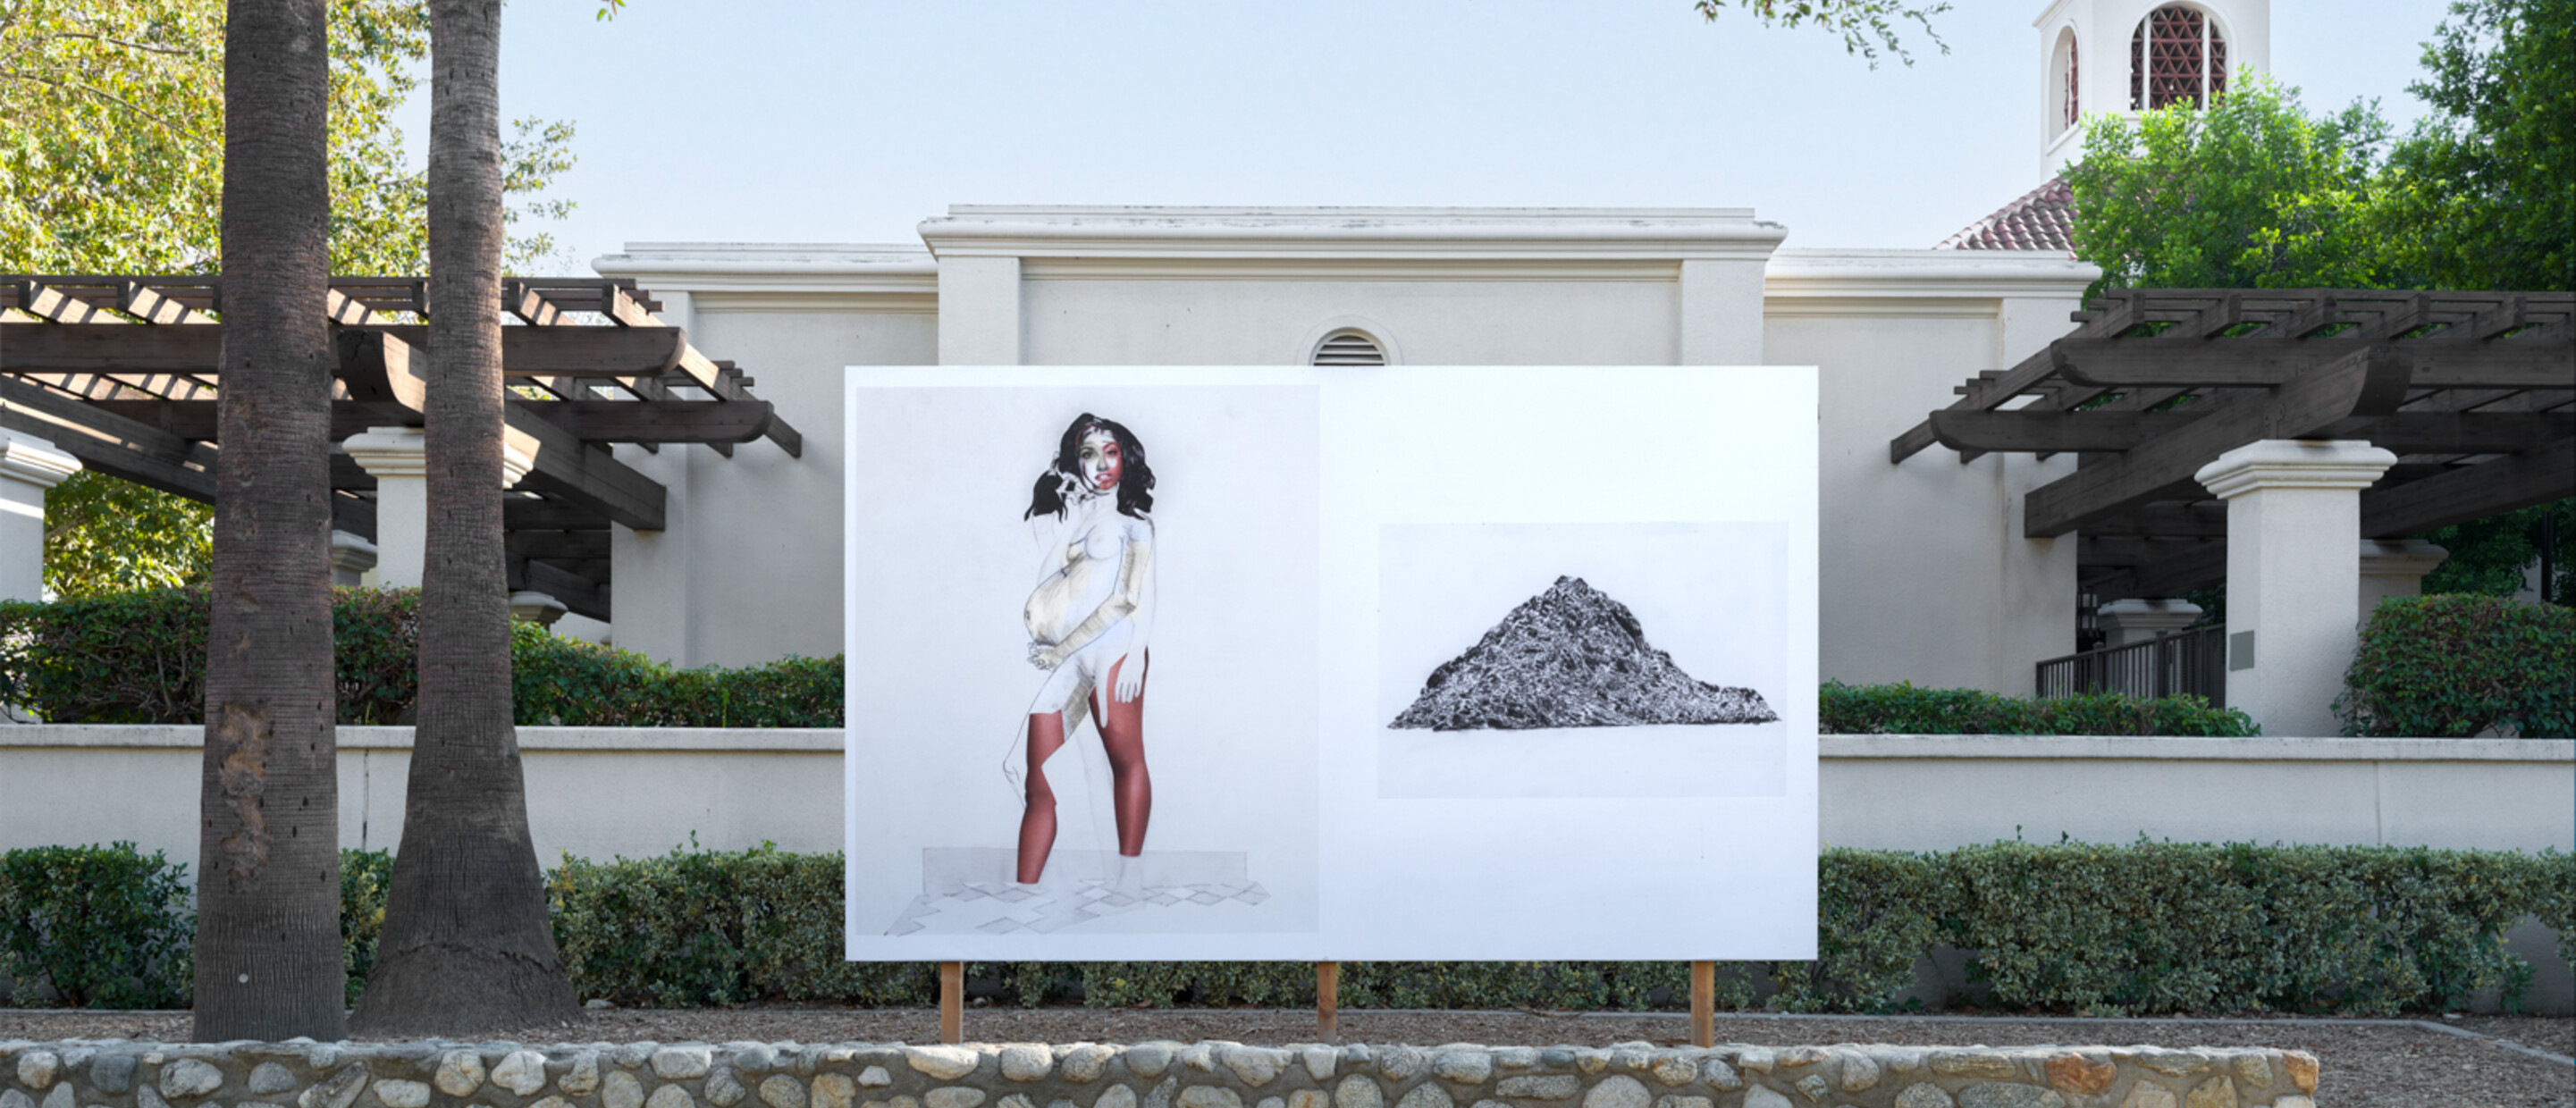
[1312, 332, 1387, 365]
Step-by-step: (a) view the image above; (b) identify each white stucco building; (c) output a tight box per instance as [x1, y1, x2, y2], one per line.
[587, 215, 2097, 693]
[548, 0, 2363, 698]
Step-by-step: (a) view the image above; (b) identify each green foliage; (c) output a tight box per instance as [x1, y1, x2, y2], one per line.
[0, 844, 392, 1009]
[2336, 594, 2576, 738]
[0, 842, 193, 1008]
[42, 471, 213, 599]
[0, 0, 575, 274]
[1819, 681, 2257, 736]
[2067, 75, 2392, 296]
[4, 0, 585, 588]
[1690, 0, 1949, 68]
[2419, 499, 2576, 600]
[339, 848, 393, 1005]
[0, 588, 845, 726]
[2370, 0, 2576, 291]
[0, 588, 216, 722]
[7, 840, 2563, 1015]
[1940, 840, 2555, 1016]
[513, 625, 844, 728]
[548, 843, 931, 1008]
[537, 842, 2566, 1016]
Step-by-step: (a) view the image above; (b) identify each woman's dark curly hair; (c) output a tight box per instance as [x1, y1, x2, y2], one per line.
[1024, 412, 1155, 520]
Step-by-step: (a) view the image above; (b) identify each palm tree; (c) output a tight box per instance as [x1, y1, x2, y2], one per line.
[349, 0, 580, 1034]
[192, 0, 347, 1042]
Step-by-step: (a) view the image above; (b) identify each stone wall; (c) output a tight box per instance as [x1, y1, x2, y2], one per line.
[1, 1038, 2321, 1108]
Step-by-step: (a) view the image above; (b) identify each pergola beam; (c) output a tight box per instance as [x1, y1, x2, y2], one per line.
[1936, 408, 2573, 455]
[85, 397, 778, 446]
[2359, 439, 2576, 539]
[2024, 346, 2413, 537]
[2055, 332, 2573, 390]
[1, 321, 688, 379]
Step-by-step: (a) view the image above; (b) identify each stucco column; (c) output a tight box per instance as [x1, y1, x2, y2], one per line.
[342, 427, 426, 588]
[2097, 598, 2202, 647]
[2359, 539, 2449, 618]
[938, 256, 1022, 365]
[2196, 440, 2397, 736]
[1678, 258, 1766, 365]
[328, 531, 379, 587]
[0, 432, 80, 600]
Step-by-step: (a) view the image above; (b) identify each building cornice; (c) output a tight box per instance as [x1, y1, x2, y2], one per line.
[592, 243, 939, 299]
[919, 206, 1789, 263]
[1764, 248, 2100, 302]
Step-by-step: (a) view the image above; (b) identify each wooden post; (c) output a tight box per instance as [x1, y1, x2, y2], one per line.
[1316, 961, 1340, 1042]
[1688, 960, 1714, 1048]
[939, 961, 964, 1045]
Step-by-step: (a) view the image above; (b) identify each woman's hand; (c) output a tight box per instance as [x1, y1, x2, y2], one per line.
[1112, 653, 1144, 702]
[1028, 641, 1062, 670]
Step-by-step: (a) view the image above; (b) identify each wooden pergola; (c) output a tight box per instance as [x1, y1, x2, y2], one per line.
[1891, 289, 2574, 605]
[0, 274, 807, 621]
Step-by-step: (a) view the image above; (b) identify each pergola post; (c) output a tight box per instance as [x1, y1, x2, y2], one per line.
[343, 427, 428, 587]
[2195, 440, 2397, 735]
[2097, 598, 2202, 647]
[0, 432, 80, 600]
[2358, 539, 2449, 617]
[329, 531, 380, 587]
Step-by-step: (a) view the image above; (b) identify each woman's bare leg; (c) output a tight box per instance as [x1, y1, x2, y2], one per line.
[1090, 651, 1152, 857]
[1015, 711, 1069, 884]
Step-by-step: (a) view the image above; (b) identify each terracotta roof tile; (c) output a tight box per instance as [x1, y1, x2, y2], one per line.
[1936, 177, 2075, 254]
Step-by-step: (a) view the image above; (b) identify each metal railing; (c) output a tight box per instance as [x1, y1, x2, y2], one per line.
[2034, 625, 2225, 706]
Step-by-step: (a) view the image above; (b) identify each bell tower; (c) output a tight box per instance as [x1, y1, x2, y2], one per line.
[2034, 0, 2270, 176]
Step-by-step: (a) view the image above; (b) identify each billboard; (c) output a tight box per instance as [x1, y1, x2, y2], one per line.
[845, 365, 1817, 961]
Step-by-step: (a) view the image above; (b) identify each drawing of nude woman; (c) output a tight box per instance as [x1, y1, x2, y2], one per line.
[1007, 413, 1158, 888]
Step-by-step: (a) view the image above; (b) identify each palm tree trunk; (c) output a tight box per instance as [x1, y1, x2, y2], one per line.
[193, 0, 346, 1043]
[347, 0, 579, 1036]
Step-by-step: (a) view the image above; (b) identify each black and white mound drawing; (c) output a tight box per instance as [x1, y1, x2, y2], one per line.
[1388, 575, 1777, 731]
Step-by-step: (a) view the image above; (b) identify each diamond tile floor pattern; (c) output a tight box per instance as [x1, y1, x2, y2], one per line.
[888, 878, 1271, 935]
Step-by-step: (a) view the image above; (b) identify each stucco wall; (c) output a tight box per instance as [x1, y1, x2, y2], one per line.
[593, 228, 2100, 692]
[9, 727, 2563, 867]
[8, 727, 2564, 1011]
[1019, 275, 1681, 366]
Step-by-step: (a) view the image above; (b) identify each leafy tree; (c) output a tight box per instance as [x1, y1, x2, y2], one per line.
[2066, 75, 2392, 297]
[44, 470, 212, 597]
[1692, 0, 1949, 68]
[2066, 2, 2574, 607]
[3, 0, 577, 599]
[2370, 0, 2575, 291]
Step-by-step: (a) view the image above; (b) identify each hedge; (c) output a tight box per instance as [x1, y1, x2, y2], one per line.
[1819, 681, 2259, 736]
[1, 590, 2258, 737]
[0, 588, 839, 727]
[6, 840, 2567, 1016]
[2337, 594, 2576, 738]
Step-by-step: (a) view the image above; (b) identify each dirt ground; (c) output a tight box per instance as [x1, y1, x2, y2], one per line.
[3, 1008, 2567, 1108]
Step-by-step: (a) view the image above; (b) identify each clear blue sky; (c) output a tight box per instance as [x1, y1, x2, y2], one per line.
[435, 1, 2454, 268]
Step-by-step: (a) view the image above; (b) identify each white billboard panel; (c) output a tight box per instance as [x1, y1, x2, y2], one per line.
[845, 365, 1817, 961]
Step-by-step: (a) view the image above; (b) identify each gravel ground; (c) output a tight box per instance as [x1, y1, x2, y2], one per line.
[2, 1008, 2567, 1108]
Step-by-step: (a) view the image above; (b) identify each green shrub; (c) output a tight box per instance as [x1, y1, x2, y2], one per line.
[0, 588, 843, 727]
[8, 840, 2565, 1015]
[341, 848, 394, 1005]
[1821, 682, 2258, 736]
[2337, 594, 2576, 737]
[0, 844, 401, 1009]
[514, 627, 842, 727]
[548, 841, 929, 1008]
[539, 842, 2564, 1016]
[0, 842, 193, 1007]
